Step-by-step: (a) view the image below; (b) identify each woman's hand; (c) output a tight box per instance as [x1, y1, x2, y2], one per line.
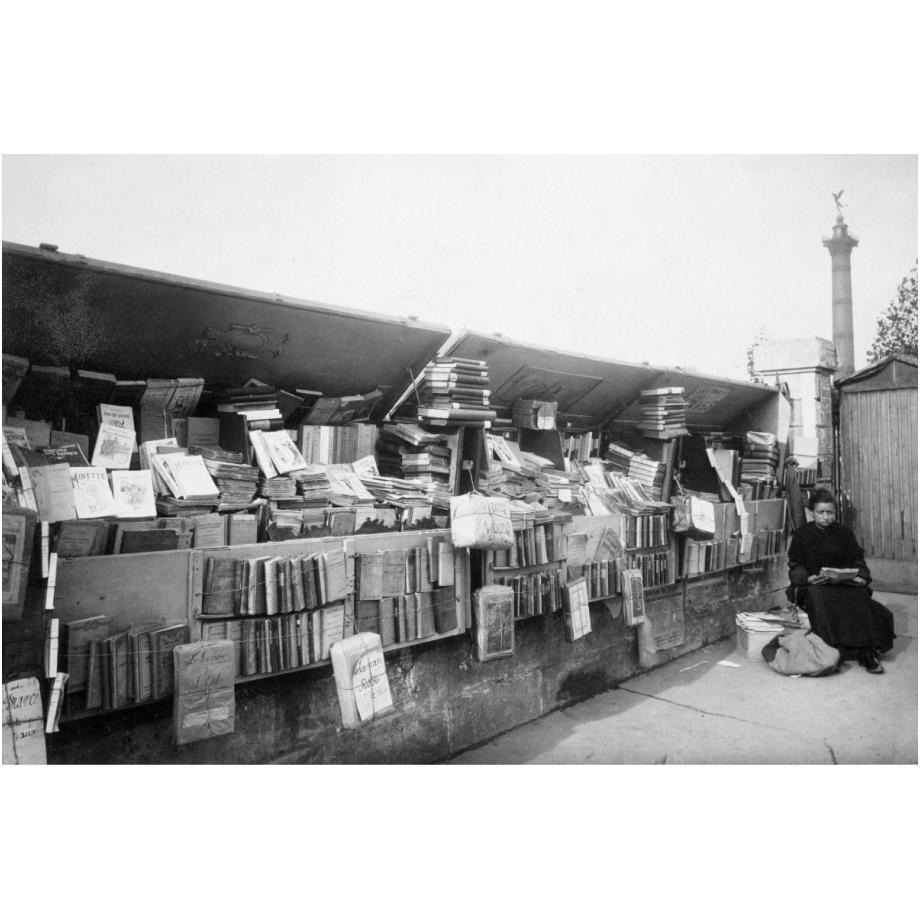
[848, 576, 866, 586]
[808, 574, 831, 585]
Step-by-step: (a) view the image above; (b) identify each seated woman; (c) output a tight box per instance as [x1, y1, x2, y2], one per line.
[786, 488, 895, 674]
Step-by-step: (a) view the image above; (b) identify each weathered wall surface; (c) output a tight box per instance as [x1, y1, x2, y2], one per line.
[43, 558, 788, 764]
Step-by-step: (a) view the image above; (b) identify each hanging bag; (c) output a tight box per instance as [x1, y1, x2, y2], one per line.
[449, 493, 515, 549]
[670, 483, 715, 539]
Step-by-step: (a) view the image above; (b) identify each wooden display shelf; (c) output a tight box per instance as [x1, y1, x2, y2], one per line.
[52, 528, 473, 703]
[490, 559, 566, 574]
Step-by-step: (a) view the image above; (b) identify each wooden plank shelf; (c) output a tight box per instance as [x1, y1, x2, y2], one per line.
[490, 559, 566, 574]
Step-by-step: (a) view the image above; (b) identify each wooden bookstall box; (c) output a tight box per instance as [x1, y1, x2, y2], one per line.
[52, 529, 471, 721]
[564, 513, 677, 604]
[476, 517, 568, 621]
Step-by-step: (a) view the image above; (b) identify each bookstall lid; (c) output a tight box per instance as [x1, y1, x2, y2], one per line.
[441, 330, 777, 430]
[2, 242, 451, 417]
[613, 368, 780, 429]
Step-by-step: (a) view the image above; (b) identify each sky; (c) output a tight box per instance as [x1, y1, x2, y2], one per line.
[2, 154, 916, 382]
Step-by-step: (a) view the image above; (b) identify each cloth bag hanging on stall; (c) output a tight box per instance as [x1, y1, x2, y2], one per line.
[670, 490, 715, 540]
[449, 493, 515, 549]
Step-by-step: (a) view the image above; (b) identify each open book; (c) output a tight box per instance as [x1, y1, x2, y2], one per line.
[819, 567, 861, 584]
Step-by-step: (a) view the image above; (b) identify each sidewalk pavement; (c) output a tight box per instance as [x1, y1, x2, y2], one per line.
[448, 591, 917, 765]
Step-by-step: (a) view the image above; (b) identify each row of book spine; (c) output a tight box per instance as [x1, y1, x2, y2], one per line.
[619, 512, 670, 549]
[492, 568, 565, 619]
[200, 549, 349, 618]
[355, 587, 458, 644]
[564, 431, 601, 460]
[630, 550, 672, 587]
[490, 521, 566, 568]
[682, 528, 785, 577]
[60, 618, 189, 714]
[200, 605, 348, 677]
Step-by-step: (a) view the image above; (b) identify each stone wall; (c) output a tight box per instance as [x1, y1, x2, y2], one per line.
[42, 557, 788, 764]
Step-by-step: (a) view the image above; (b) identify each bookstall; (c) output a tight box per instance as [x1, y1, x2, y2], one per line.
[3, 242, 789, 764]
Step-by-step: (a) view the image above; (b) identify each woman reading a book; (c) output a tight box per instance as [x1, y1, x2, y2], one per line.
[786, 489, 894, 674]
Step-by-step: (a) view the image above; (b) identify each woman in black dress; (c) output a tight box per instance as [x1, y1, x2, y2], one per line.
[786, 489, 895, 674]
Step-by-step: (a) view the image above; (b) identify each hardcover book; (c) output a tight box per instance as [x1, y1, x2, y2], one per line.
[202, 557, 243, 617]
[61, 615, 109, 695]
[97, 403, 135, 430]
[324, 549, 349, 602]
[227, 512, 259, 546]
[152, 623, 189, 700]
[382, 548, 407, 596]
[434, 586, 458, 634]
[357, 551, 384, 600]
[191, 513, 226, 549]
[321, 603, 346, 659]
[54, 520, 110, 558]
[41, 441, 90, 467]
[49, 429, 91, 457]
[131, 627, 156, 703]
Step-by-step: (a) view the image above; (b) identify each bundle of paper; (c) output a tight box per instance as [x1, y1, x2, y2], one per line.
[258, 475, 298, 500]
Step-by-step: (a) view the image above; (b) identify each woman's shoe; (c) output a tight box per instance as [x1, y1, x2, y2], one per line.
[860, 652, 885, 674]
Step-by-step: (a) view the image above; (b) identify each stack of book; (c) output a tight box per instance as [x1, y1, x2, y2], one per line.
[376, 423, 455, 498]
[735, 611, 787, 660]
[606, 441, 635, 475]
[358, 475, 439, 509]
[741, 431, 780, 497]
[289, 466, 334, 506]
[417, 357, 496, 428]
[216, 385, 283, 462]
[196, 450, 261, 509]
[259, 476, 298, 501]
[637, 387, 689, 439]
[626, 452, 667, 496]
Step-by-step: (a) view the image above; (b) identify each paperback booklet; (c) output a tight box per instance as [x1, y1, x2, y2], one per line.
[91, 423, 136, 469]
[29, 462, 77, 523]
[70, 467, 117, 518]
[110, 470, 157, 518]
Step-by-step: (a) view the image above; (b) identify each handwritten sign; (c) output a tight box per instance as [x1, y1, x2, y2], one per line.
[2, 677, 47, 764]
[353, 647, 394, 722]
[331, 632, 394, 728]
[172, 640, 236, 745]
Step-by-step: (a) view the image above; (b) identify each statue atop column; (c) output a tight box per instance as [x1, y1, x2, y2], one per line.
[832, 189, 847, 221]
